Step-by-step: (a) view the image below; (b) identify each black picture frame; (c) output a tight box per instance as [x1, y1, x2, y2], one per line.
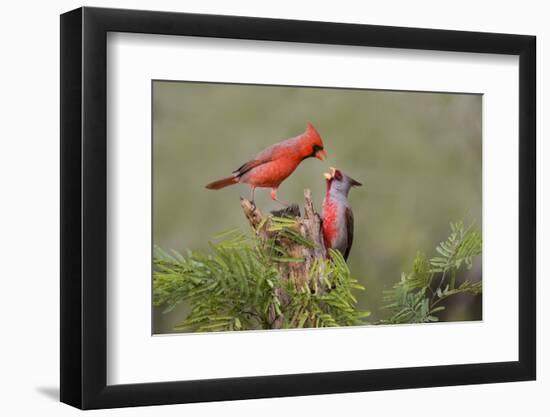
[60, 6, 536, 410]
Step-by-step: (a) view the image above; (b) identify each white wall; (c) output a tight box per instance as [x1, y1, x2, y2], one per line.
[0, 0, 545, 415]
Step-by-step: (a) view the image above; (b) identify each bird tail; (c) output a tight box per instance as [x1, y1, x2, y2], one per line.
[205, 176, 239, 190]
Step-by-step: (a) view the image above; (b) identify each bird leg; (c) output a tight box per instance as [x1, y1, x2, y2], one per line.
[249, 186, 256, 207]
[270, 188, 289, 206]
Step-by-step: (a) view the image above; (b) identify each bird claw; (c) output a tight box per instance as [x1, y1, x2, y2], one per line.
[270, 189, 290, 206]
[274, 199, 290, 207]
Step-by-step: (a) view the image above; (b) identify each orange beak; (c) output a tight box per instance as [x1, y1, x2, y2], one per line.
[316, 149, 327, 161]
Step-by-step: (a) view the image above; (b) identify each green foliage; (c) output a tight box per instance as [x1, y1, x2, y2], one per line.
[154, 219, 482, 332]
[380, 221, 482, 324]
[153, 219, 370, 332]
[280, 251, 371, 328]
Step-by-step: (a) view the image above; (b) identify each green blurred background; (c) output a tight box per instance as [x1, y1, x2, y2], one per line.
[153, 81, 482, 334]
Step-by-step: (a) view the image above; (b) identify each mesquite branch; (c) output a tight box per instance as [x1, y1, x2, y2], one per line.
[240, 189, 328, 328]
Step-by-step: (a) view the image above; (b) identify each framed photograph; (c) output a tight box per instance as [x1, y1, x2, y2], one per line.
[60, 6, 536, 409]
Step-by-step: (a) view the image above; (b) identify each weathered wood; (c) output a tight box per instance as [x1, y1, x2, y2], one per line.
[240, 190, 328, 328]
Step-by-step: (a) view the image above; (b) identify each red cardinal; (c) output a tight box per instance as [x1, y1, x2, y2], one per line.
[205, 123, 327, 204]
[322, 167, 362, 261]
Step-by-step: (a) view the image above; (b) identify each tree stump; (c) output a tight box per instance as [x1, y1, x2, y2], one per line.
[240, 189, 328, 328]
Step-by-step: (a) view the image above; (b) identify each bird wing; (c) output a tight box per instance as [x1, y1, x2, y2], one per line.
[232, 138, 296, 177]
[344, 207, 354, 261]
[232, 159, 269, 177]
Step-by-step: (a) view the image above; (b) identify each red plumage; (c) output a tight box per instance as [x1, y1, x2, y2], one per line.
[206, 123, 326, 203]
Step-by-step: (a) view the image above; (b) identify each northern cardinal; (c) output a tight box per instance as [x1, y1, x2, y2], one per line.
[322, 167, 362, 261]
[205, 123, 327, 204]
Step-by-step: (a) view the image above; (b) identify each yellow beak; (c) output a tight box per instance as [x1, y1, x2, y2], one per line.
[323, 167, 337, 180]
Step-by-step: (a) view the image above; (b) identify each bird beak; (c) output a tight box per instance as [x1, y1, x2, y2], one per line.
[323, 167, 335, 180]
[316, 149, 327, 161]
